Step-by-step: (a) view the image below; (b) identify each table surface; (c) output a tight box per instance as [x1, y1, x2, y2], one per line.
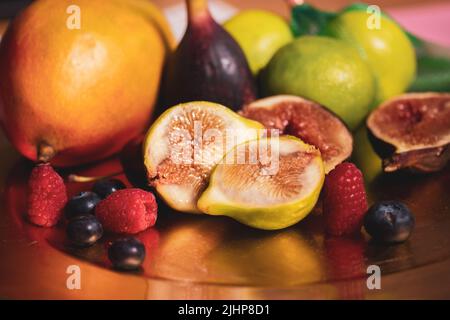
[1, 0, 450, 300]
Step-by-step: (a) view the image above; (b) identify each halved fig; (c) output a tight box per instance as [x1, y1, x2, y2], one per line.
[367, 93, 450, 173]
[143, 102, 264, 213]
[197, 136, 325, 230]
[240, 95, 353, 173]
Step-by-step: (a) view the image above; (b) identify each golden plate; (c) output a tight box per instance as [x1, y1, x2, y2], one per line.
[1, 127, 450, 299]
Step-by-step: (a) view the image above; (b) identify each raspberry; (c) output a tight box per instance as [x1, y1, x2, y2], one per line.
[323, 162, 368, 236]
[95, 189, 157, 234]
[27, 163, 68, 227]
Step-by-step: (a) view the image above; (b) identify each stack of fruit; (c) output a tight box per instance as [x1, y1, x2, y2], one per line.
[0, 0, 449, 272]
[28, 163, 156, 270]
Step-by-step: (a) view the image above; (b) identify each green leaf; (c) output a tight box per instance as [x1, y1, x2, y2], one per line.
[342, 2, 370, 13]
[410, 56, 450, 92]
[290, 3, 336, 37]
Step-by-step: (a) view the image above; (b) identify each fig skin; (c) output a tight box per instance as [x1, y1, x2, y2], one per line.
[240, 95, 353, 173]
[384, 146, 450, 173]
[119, 135, 150, 190]
[161, 0, 257, 112]
[367, 93, 450, 173]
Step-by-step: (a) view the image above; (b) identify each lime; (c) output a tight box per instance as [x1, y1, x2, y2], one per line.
[262, 36, 375, 130]
[325, 10, 416, 106]
[224, 10, 293, 75]
[197, 136, 324, 230]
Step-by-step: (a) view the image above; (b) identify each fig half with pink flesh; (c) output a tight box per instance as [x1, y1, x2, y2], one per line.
[367, 93, 450, 173]
[143, 101, 264, 213]
[240, 95, 353, 173]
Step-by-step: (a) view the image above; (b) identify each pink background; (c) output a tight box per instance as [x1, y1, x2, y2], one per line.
[388, 2, 450, 47]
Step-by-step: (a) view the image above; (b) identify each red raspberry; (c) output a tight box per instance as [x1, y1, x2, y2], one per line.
[95, 189, 157, 234]
[323, 162, 368, 236]
[27, 163, 68, 227]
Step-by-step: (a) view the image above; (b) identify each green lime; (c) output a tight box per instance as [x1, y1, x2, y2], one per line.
[325, 10, 416, 106]
[262, 36, 375, 130]
[224, 10, 293, 75]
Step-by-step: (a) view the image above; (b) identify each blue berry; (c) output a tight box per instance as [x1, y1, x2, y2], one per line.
[67, 215, 103, 247]
[65, 192, 101, 219]
[364, 201, 415, 244]
[93, 179, 126, 199]
[108, 237, 146, 271]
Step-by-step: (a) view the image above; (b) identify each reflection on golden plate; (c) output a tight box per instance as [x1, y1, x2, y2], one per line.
[0, 20, 9, 40]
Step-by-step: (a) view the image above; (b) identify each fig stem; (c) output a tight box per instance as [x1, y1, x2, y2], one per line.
[37, 143, 56, 163]
[68, 171, 123, 183]
[186, 0, 209, 21]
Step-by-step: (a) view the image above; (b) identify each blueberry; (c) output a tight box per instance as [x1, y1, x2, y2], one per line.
[93, 179, 126, 199]
[67, 215, 103, 247]
[364, 201, 415, 244]
[108, 237, 146, 271]
[65, 192, 101, 219]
